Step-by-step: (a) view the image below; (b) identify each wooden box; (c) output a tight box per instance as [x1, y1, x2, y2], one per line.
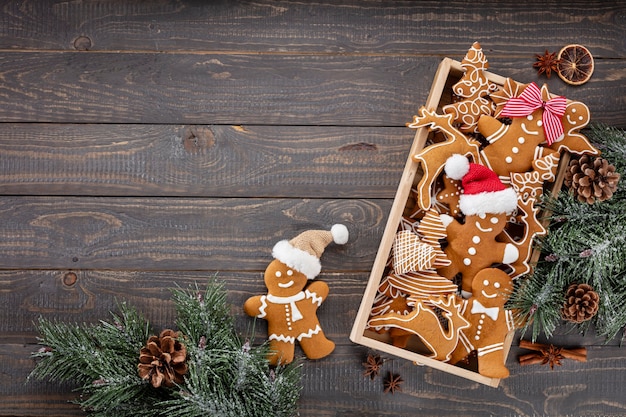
[350, 57, 569, 387]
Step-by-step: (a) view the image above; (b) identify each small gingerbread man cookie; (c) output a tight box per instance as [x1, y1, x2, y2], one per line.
[244, 224, 348, 365]
[449, 268, 515, 379]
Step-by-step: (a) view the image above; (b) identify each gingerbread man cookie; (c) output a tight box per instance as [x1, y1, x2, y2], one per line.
[476, 83, 562, 179]
[449, 268, 515, 379]
[244, 224, 348, 365]
[437, 155, 519, 295]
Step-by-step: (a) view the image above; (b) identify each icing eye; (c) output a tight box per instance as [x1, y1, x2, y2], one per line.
[490, 217, 499, 224]
[537, 120, 542, 127]
[287, 270, 293, 276]
[275, 271, 282, 277]
[527, 115, 533, 121]
[479, 213, 486, 219]
[494, 282, 501, 289]
[483, 279, 489, 286]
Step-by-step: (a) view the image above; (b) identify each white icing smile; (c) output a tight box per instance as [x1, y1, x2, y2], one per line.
[475, 221, 493, 233]
[481, 290, 498, 299]
[521, 123, 539, 136]
[278, 280, 294, 288]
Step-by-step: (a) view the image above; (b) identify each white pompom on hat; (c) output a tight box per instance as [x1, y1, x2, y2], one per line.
[444, 154, 518, 216]
[272, 224, 349, 279]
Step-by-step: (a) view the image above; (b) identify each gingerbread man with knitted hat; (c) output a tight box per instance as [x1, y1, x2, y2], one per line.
[437, 154, 519, 296]
[244, 224, 349, 365]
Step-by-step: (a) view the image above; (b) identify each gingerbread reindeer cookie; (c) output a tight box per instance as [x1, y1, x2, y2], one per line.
[244, 224, 349, 365]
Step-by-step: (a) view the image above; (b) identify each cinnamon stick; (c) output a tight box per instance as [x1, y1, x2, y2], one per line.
[518, 339, 587, 364]
[518, 353, 545, 366]
[560, 347, 587, 362]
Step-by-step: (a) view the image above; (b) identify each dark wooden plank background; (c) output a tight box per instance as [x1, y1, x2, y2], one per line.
[0, 1, 625, 416]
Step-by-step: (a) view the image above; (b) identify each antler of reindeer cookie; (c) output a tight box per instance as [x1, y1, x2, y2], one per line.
[408, 107, 482, 211]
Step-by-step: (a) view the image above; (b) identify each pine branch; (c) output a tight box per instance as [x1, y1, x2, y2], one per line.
[160, 280, 302, 417]
[29, 280, 302, 416]
[511, 124, 626, 341]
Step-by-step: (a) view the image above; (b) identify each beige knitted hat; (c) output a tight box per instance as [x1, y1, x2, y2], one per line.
[272, 224, 349, 279]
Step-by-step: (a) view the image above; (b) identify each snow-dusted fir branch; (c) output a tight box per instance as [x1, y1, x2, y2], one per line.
[510, 124, 626, 342]
[29, 279, 302, 417]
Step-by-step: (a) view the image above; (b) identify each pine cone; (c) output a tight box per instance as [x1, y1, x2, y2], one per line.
[561, 283, 600, 323]
[564, 155, 620, 204]
[138, 329, 188, 388]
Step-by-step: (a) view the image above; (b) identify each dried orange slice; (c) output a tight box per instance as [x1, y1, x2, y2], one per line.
[557, 44, 594, 85]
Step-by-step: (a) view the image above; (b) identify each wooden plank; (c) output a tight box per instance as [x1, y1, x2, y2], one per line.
[0, 124, 412, 198]
[0, 51, 438, 126]
[4, 340, 626, 416]
[1, 269, 624, 416]
[0, 196, 389, 270]
[0, 52, 624, 127]
[0, 1, 624, 57]
[0, 270, 369, 341]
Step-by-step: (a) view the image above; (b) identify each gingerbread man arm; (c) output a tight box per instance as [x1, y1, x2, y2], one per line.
[305, 280, 329, 302]
[491, 241, 519, 265]
[243, 295, 265, 317]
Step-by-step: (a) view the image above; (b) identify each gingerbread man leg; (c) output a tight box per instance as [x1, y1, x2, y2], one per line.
[476, 344, 509, 379]
[268, 339, 295, 366]
[298, 330, 335, 360]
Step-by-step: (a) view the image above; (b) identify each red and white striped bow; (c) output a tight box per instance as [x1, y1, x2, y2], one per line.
[500, 82, 567, 145]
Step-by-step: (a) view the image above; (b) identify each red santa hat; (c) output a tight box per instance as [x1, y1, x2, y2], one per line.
[272, 224, 349, 279]
[444, 154, 518, 216]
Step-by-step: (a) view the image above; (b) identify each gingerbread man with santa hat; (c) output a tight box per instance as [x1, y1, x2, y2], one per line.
[437, 154, 520, 297]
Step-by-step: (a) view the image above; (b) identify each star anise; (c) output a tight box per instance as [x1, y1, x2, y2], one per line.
[383, 371, 403, 394]
[533, 50, 562, 78]
[540, 344, 565, 370]
[362, 353, 384, 380]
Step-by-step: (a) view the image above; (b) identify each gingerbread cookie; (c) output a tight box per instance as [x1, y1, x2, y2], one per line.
[369, 294, 470, 361]
[492, 79, 599, 156]
[449, 268, 515, 378]
[437, 155, 519, 295]
[409, 107, 482, 210]
[477, 84, 562, 179]
[443, 42, 497, 133]
[392, 230, 436, 274]
[498, 197, 547, 278]
[244, 224, 349, 365]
